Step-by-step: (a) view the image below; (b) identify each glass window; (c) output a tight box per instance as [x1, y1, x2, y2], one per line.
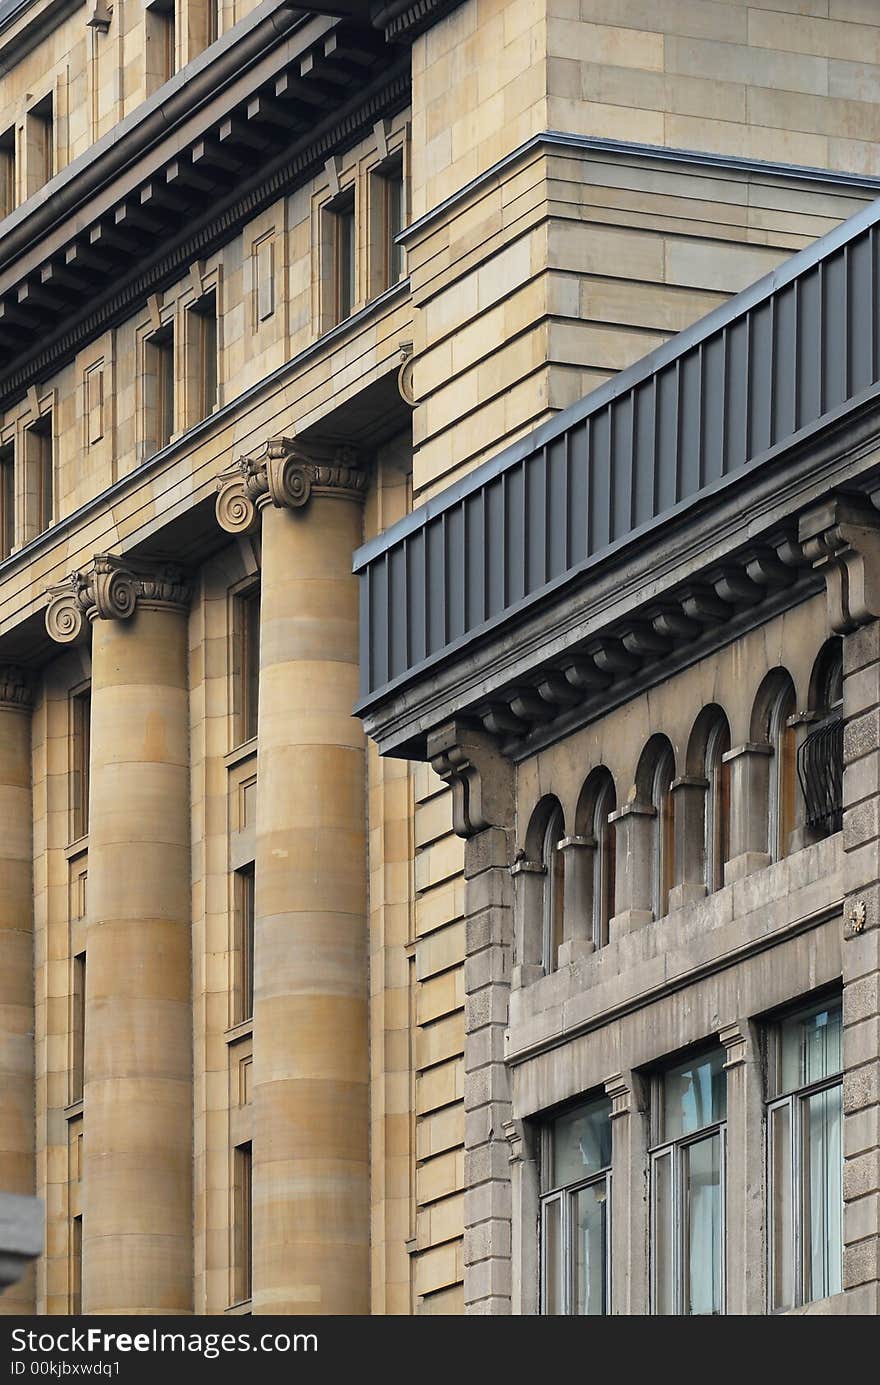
[769, 682, 797, 861]
[592, 775, 616, 948]
[767, 998, 842, 1311]
[704, 717, 731, 893]
[652, 745, 675, 918]
[541, 805, 564, 974]
[0, 441, 14, 559]
[333, 192, 356, 322]
[651, 1047, 726, 1315]
[540, 1094, 612, 1316]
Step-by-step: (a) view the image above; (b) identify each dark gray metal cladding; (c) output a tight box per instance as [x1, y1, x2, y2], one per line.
[355, 196, 880, 713]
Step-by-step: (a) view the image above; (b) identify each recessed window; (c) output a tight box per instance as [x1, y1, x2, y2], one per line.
[233, 1142, 253, 1305]
[25, 411, 54, 535]
[769, 681, 797, 861]
[371, 157, 405, 294]
[145, 0, 176, 92]
[331, 191, 356, 323]
[652, 745, 675, 919]
[70, 952, 86, 1105]
[0, 441, 14, 559]
[704, 716, 731, 893]
[540, 1094, 612, 1315]
[541, 804, 564, 974]
[767, 997, 842, 1312]
[0, 126, 15, 218]
[235, 583, 260, 745]
[26, 93, 53, 194]
[651, 1047, 726, 1315]
[188, 290, 218, 423]
[253, 234, 275, 326]
[144, 323, 174, 456]
[71, 687, 91, 841]
[70, 1215, 82, 1315]
[591, 775, 616, 948]
[235, 864, 255, 1025]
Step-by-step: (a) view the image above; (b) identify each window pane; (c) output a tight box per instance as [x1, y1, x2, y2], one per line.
[661, 1048, 726, 1141]
[802, 1084, 842, 1304]
[541, 1195, 563, 1315]
[652, 1149, 675, 1315]
[769, 1100, 795, 1312]
[574, 1181, 608, 1316]
[780, 1001, 842, 1094]
[550, 1096, 612, 1189]
[684, 1132, 723, 1315]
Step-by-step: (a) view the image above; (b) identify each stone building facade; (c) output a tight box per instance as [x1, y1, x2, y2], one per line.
[0, 0, 879, 1317]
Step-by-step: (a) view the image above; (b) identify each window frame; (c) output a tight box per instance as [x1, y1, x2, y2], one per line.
[768, 683, 797, 863]
[591, 776, 616, 948]
[651, 745, 675, 920]
[765, 997, 843, 1313]
[539, 1096, 613, 1316]
[704, 717, 731, 894]
[649, 1047, 728, 1316]
[541, 804, 564, 974]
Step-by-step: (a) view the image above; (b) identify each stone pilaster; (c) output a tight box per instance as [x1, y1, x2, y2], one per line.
[719, 1021, 764, 1315]
[45, 558, 194, 1315]
[557, 835, 595, 964]
[607, 802, 654, 938]
[604, 1071, 648, 1316]
[0, 668, 35, 1315]
[216, 437, 370, 1315]
[722, 744, 772, 884]
[669, 776, 708, 910]
[802, 497, 880, 1312]
[429, 720, 514, 1314]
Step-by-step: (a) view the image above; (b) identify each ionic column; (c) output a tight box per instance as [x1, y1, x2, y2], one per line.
[46, 557, 193, 1315]
[0, 668, 35, 1315]
[216, 439, 369, 1314]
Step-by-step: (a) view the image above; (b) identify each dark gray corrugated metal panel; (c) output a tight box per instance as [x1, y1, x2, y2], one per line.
[355, 196, 880, 709]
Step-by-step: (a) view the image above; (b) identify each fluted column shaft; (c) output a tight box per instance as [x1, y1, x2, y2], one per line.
[252, 490, 368, 1315]
[0, 669, 35, 1314]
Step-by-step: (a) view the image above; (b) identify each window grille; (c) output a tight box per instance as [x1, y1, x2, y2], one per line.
[796, 713, 843, 835]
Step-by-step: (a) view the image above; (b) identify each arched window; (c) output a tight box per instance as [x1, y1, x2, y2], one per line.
[650, 742, 675, 919]
[592, 775, 616, 947]
[542, 803, 565, 974]
[704, 716, 731, 893]
[768, 681, 797, 862]
[799, 639, 843, 838]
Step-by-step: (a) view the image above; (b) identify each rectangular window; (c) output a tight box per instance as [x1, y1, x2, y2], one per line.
[376, 158, 405, 291]
[84, 363, 104, 447]
[0, 126, 15, 218]
[145, 0, 175, 92]
[70, 952, 86, 1105]
[26, 411, 53, 534]
[540, 1094, 612, 1315]
[333, 192, 356, 323]
[70, 1215, 82, 1315]
[144, 324, 174, 456]
[650, 1047, 726, 1315]
[235, 864, 255, 1024]
[767, 997, 842, 1312]
[71, 688, 91, 840]
[0, 442, 14, 559]
[27, 93, 53, 193]
[188, 291, 218, 423]
[234, 1142, 253, 1305]
[236, 583, 260, 744]
[254, 235, 275, 326]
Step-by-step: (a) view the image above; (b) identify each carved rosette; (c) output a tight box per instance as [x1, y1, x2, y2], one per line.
[215, 436, 366, 534]
[0, 665, 32, 709]
[45, 556, 191, 645]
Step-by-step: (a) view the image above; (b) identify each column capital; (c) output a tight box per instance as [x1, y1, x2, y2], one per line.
[215, 435, 367, 534]
[800, 495, 880, 633]
[45, 555, 191, 645]
[0, 666, 32, 709]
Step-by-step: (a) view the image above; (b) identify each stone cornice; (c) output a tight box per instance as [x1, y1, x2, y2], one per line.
[0, 665, 32, 708]
[45, 555, 191, 645]
[215, 436, 367, 533]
